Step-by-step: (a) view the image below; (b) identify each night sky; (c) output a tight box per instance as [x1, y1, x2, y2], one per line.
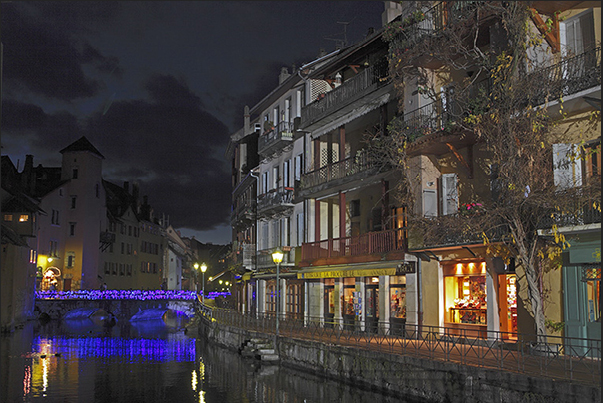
[1, 1, 385, 244]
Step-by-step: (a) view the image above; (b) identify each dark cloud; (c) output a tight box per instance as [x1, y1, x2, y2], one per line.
[83, 74, 231, 230]
[1, 2, 120, 101]
[0, 1, 384, 242]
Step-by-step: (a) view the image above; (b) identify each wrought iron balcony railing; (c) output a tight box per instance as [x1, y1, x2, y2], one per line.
[257, 187, 294, 216]
[301, 227, 407, 263]
[537, 196, 601, 229]
[258, 121, 294, 156]
[300, 60, 390, 129]
[527, 46, 601, 107]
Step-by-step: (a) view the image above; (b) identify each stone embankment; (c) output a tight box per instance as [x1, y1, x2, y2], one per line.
[198, 321, 600, 403]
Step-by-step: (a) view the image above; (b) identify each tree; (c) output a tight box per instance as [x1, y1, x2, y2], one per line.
[371, 1, 600, 341]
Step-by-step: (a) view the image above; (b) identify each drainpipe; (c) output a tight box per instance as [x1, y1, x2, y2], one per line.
[417, 258, 423, 335]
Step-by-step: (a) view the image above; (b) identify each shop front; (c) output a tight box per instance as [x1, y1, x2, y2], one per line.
[443, 261, 517, 338]
[298, 261, 415, 333]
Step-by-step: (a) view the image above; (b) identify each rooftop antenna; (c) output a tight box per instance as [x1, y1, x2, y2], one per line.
[324, 19, 355, 49]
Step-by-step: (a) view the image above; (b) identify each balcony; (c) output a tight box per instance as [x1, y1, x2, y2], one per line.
[300, 228, 407, 266]
[257, 187, 294, 218]
[388, 2, 484, 65]
[527, 46, 601, 113]
[230, 200, 256, 228]
[258, 121, 294, 157]
[537, 194, 601, 229]
[257, 247, 297, 270]
[300, 60, 390, 131]
[298, 151, 382, 199]
[408, 215, 509, 251]
[227, 243, 256, 271]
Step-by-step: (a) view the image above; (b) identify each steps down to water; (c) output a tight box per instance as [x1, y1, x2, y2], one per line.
[239, 338, 279, 363]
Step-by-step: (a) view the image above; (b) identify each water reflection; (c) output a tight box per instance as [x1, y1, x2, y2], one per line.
[1, 319, 423, 403]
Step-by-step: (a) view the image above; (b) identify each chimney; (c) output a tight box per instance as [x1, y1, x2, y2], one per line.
[279, 67, 290, 85]
[21, 155, 34, 194]
[132, 182, 140, 201]
[123, 181, 130, 193]
[244, 105, 250, 134]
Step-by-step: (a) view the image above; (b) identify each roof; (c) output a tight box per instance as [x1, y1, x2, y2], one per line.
[60, 136, 105, 159]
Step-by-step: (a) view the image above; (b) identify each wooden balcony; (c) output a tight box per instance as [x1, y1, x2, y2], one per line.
[258, 121, 294, 157]
[298, 151, 382, 199]
[300, 228, 407, 267]
[300, 60, 390, 131]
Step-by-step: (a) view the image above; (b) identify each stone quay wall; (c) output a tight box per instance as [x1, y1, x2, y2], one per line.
[199, 320, 600, 403]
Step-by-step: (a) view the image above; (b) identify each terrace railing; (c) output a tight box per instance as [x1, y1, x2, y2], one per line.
[300, 150, 378, 191]
[301, 227, 407, 262]
[257, 187, 294, 215]
[301, 60, 390, 129]
[527, 46, 601, 107]
[199, 307, 601, 387]
[258, 121, 294, 156]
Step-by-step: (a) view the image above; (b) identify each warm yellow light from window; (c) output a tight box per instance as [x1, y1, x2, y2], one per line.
[463, 281, 469, 287]
[3, 214, 13, 221]
[456, 263, 464, 275]
[463, 289, 470, 295]
[19, 215, 29, 222]
[481, 262, 486, 274]
[371, 277, 379, 283]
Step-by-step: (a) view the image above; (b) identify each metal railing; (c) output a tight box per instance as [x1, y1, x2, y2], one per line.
[197, 306, 601, 387]
[258, 121, 294, 156]
[300, 150, 378, 190]
[301, 227, 407, 262]
[257, 187, 294, 213]
[301, 60, 389, 128]
[527, 46, 601, 107]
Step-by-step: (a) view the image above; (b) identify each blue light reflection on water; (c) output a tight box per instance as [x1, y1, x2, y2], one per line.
[33, 333, 196, 363]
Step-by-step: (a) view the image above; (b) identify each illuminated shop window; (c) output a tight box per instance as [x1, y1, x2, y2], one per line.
[390, 276, 407, 319]
[445, 273, 487, 325]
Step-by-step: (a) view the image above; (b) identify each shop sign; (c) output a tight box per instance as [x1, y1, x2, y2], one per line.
[396, 262, 416, 274]
[298, 268, 396, 279]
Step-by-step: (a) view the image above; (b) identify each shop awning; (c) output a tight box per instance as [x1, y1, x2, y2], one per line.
[296, 260, 414, 279]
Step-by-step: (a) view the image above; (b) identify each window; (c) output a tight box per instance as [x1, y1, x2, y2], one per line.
[3, 214, 13, 222]
[296, 213, 304, 246]
[51, 209, 60, 225]
[350, 200, 361, 217]
[272, 165, 279, 190]
[121, 242, 125, 254]
[70, 196, 77, 209]
[19, 214, 29, 222]
[72, 168, 78, 179]
[273, 105, 280, 125]
[96, 183, 100, 198]
[285, 97, 292, 123]
[583, 141, 601, 179]
[266, 283, 276, 313]
[50, 240, 58, 256]
[294, 154, 303, 182]
[561, 9, 595, 56]
[128, 225, 132, 236]
[553, 144, 582, 188]
[440, 173, 458, 215]
[66, 252, 75, 268]
[423, 189, 437, 217]
[69, 222, 76, 236]
[283, 160, 291, 188]
[105, 262, 111, 275]
[390, 276, 407, 319]
[262, 171, 269, 194]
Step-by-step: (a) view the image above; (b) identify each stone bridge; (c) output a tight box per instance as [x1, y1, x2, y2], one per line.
[34, 290, 199, 321]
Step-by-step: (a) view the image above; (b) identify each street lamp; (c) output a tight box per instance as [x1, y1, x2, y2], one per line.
[271, 248, 284, 337]
[193, 263, 199, 292]
[200, 263, 207, 301]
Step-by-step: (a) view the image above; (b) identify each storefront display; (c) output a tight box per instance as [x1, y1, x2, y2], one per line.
[444, 262, 487, 326]
[390, 276, 406, 319]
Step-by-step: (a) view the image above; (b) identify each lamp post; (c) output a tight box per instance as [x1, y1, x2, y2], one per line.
[271, 248, 284, 337]
[193, 263, 199, 292]
[200, 263, 207, 301]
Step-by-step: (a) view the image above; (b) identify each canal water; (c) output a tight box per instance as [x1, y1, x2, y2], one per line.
[1, 318, 425, 403]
